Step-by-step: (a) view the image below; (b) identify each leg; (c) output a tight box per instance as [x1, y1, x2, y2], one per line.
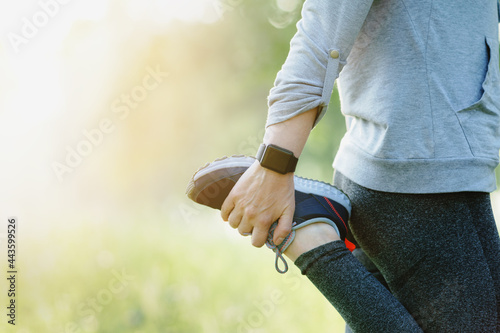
[284, 223, 423, 333]
[466, 194, 500, 329]
[335, 179, 390, 333]
[335, 172, 499, 332]
[345, 247, 389, 333]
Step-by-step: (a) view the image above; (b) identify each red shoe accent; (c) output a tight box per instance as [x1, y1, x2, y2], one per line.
[344, 239, 356, 252]
[323, 197, 348, 233]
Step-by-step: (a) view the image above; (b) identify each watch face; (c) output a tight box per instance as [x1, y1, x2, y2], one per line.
[261, 145, 291, 174]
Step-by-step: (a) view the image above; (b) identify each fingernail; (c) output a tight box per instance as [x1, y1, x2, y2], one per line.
[276, 237, 284, 245]
[242, 232, 252, 236]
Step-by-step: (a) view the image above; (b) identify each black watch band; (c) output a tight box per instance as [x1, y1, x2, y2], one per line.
[256, 144, 298, 174]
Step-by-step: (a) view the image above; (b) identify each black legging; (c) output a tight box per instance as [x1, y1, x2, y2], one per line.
[294, 172, 500, 332]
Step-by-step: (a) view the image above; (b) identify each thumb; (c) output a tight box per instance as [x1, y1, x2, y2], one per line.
[273, 205, 294, 245]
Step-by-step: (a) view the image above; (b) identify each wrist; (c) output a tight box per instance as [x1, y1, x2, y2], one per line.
[253, 160, 294, 180]
[263, 107, 318, 158]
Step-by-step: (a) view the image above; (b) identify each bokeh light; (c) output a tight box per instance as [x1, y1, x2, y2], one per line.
[0, 1, 498, 332]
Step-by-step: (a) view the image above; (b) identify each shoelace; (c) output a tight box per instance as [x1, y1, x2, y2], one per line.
[265, 222, 297, 274]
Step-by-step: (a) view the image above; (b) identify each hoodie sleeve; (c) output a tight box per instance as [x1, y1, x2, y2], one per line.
[266, 0, 374, 127]
[497, 0, 500, 22]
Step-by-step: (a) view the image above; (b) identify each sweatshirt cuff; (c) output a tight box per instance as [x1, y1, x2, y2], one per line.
[266, 51, 340, 128]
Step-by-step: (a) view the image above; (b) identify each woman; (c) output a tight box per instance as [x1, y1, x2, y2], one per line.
[220, 0, 500, 331]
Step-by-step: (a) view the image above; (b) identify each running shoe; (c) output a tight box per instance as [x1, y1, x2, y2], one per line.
[186, 155, 352, 273]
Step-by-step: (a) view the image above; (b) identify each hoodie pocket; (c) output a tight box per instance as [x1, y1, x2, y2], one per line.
[456, 37, 500, 158]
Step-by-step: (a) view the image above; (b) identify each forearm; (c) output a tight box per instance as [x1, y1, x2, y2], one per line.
[263, 107, 318, 158]
[267, 0, 374, 128]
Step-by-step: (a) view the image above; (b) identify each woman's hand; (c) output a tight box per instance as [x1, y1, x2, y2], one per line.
[221, 160, 295, 247]
[221, 107, 318, 246]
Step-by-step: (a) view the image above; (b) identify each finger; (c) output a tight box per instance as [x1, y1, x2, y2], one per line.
[237, 213, 254, 236]
[238, 223, 253, 237]
[228, 210, 243, 229]
[273, 206, 294, 245]
[250, 218, 273, 248]
[220, 194, 235, 221]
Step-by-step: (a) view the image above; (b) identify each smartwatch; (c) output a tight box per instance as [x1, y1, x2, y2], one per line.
[256, 144, 298, 174]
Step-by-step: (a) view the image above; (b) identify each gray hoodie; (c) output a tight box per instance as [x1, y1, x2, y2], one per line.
[267, 0, 500, 193]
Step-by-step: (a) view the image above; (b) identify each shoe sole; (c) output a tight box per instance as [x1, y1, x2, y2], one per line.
[186, 155, 351, 217]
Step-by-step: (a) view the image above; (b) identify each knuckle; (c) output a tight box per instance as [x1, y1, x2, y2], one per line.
[255, 216, 272, 228]
[228, 192, 239, 202]
[258, 212, 272, 222]
[244, 207, 258, 219]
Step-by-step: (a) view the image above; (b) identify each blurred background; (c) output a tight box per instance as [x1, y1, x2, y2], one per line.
[0, 0, 498, 332]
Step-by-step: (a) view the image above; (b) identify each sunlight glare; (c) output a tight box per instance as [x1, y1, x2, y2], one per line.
[126, 0, 220, 25]
[276, 0, 301, 13]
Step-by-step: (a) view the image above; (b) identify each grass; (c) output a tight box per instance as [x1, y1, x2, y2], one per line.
[1, 202, 344, 333]
[3, 193, 499, 333]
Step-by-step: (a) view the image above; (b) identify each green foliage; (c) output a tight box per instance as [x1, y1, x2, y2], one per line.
[10, 219, 345, 332]
[7, 1, 499, 332]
